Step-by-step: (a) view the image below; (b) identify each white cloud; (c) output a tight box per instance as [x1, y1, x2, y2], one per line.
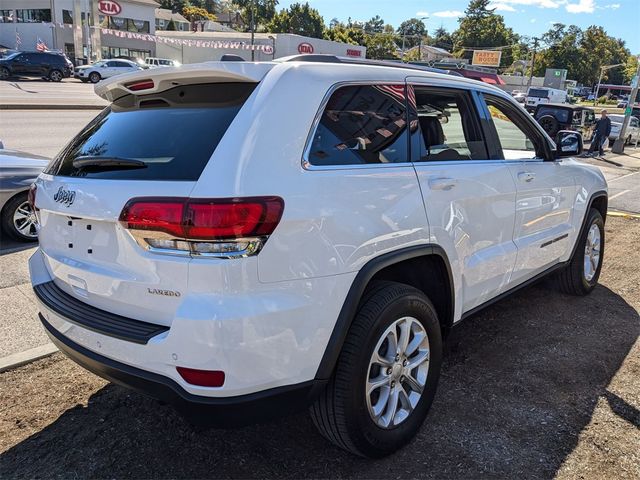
[490, 2, 517, 11]
[602, 3, 620, 9]
[565, 0, 596, 13]
[530, 18, 537, 22]
[489, 0, 564, 8]
[416, 11, 429, 17]
[431, 10, 464, 18]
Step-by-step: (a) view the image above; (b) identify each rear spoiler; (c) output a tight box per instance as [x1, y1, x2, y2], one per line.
[94, 62, 275, 102]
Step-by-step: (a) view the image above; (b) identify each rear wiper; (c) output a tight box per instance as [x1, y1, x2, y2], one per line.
[73, 156, 147, 170]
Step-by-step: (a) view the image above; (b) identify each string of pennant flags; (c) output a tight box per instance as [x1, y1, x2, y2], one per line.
[16, 22, 274, 54]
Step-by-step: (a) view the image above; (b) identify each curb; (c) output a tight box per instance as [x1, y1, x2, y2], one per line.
[0, 104, 106, 110]
[0, 343, 58, 373]
[607, 210, 640, 219]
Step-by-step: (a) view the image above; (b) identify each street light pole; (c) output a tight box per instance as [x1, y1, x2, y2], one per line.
[612, 56, 640, 154]
[527, 37, 539, 90]
[250, 0, 255, 61]
[594, 63, 625, 106]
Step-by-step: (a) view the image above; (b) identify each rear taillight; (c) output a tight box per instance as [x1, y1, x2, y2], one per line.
[119, 197, 284, 258]
[125, 79, 154, 91]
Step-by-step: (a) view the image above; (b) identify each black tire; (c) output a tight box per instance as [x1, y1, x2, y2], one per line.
[1, 192, 38, 242]
[49, 69, 63, 82]
[0, 66, 10, 80]
[556, 208, 604, 296]
[310, 281, 443, 457]
[538, 115, 559, 137]
[89, 72, 101, 84]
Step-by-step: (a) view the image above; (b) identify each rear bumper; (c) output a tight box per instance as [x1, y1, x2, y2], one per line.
[41, 313, 326, 426]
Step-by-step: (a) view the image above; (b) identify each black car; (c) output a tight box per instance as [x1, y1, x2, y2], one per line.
[0, 51, 73, 82]
[533, 103, 596, 139]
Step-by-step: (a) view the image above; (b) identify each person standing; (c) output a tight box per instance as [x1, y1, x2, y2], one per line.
[587, 109, 612, 156]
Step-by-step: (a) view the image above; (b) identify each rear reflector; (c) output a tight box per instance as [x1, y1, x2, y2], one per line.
[176, 367, 225, 387]
[125, 79, 154, 91]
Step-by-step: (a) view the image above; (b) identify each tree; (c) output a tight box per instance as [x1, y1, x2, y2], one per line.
[232, 0, 278, 32]
[429, 26, 453, 50]
[624, 55, 639, 84]
[364, 15, 384, 34]
[534, 24, 631, 86]
[182, 5, 216, 31]
[453, 0, 518, 67]
[366, 33, 399, 60]
[267, 2, 325, 39]
[396, 18, 426, 49]
[166, 19, 177, 30]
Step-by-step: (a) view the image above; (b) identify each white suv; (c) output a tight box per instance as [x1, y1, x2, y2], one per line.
[29, 56, 607, 457]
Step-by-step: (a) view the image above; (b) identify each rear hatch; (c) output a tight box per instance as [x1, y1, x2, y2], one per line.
[34, 65, 269, 326]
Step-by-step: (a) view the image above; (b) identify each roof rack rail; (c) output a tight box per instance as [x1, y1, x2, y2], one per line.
[281, 54, 457, 75]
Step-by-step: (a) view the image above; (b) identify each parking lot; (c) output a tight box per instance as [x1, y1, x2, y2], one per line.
[0, 215, 638, 478]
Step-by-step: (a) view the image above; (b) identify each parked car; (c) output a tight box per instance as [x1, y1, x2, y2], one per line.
[0, 146, 49, 241]
[608, 114, 640, 146]
[29, 57, 608, 458]
[534, 103, 596, 139]
[143, 57, 181, 68]
[74, 59, 142, 83]
[513, 91, 526, 104]
[0, 51, 74, 82]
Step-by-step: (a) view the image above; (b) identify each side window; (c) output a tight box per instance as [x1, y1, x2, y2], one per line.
[484, 95, 539, 160]
[306, 84, 409, 166]
[409, 86, 487, 161]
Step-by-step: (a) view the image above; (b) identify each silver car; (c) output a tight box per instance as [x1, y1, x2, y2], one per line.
[0, 145, 49, 241]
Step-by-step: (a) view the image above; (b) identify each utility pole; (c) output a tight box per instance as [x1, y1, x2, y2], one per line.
[612, 56, 640, 154]
[527, 37, 539, 90]
[250, 0, 255, 61]
[594, 63, 625, 106]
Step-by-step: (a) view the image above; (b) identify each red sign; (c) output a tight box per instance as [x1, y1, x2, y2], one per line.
[297, 42, 314, 54]
[98, 0, 122, 16]
[346, 48, 362, 57]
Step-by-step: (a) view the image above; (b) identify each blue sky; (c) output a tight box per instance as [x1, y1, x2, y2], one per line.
[279, 0, 640, 53]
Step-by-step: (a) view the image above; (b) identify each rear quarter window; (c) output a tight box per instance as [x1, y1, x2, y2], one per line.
[45, 82, 255, 180]
[306, 84, 410, 166]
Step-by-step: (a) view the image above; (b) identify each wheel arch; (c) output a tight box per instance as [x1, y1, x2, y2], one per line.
[569, 190, 607, 261]
[0, 188, 29, 218]
[314, 244, 454, 380]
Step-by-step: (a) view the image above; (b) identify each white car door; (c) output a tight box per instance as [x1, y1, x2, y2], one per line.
[478, 93, 576, 285]
[406, 81, 518, 315]
[100, 61, 119, 78]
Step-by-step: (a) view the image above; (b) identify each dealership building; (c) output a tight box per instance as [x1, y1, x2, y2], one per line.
[0, 0, 365, 64]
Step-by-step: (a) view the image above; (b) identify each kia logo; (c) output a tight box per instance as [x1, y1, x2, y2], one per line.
[98, 0, 122, 16]
[298, 42, 314, 54]
[53, 186, 76, 207]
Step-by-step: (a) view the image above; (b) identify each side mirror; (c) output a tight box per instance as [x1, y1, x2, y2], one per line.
[555, 130, 583, 158]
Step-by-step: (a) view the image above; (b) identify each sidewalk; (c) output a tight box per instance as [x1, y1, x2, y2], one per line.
[0, 79, 107, 110]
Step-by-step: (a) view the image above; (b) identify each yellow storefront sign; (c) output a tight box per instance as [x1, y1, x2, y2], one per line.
[472, 50, 502, 67]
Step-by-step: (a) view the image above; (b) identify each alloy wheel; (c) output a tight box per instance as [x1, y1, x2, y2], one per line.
[365, 316, 430, 429]
[583, 223, 601, 281]
[12, 200, 38, 239]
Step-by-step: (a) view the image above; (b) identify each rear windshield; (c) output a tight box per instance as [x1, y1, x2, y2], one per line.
[528, 89, 549, 98]
[45, 82, 255, 180]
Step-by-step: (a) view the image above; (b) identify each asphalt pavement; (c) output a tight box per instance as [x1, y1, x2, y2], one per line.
[0, 78, 107, 109]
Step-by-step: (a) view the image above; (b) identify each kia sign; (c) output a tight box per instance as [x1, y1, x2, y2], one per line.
[298, 42, 314, 54]
[346, 48, 362, 57]
[98, 0, 122, 16]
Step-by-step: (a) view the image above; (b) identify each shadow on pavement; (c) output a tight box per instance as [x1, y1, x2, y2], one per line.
[1, 282, 638, 479]
[0, 237, 36, 256]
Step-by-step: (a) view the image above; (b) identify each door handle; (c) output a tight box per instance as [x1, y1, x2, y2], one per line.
[428, 177, 458, 191]
[518, 171, 536, 183]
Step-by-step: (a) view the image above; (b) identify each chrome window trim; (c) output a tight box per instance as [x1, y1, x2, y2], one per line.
[301, 80, 416, 171]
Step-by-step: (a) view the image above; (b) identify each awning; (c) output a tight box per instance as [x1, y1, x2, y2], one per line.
[453, 69, 505, 86]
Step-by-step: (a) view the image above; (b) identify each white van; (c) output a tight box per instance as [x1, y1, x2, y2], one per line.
[144, 57, 181, 68]
[525, 87, 567, 112]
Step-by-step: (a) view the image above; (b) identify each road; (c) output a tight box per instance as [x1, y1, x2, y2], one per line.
[0, 109, 98, 158]
[0, 78, 107, 108]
